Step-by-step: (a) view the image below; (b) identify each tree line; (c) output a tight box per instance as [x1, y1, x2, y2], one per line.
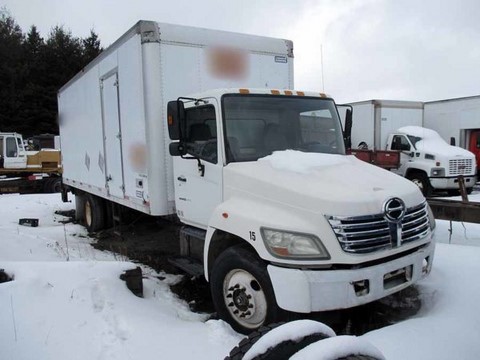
[0, 9, 103, 137]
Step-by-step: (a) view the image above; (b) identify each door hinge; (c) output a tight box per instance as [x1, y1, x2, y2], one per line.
[116, 133, 122, 140]
[114, 79, 119, 87]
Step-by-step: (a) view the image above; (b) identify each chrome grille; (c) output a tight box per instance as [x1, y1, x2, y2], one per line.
[327, 202, 430, 254]
[449, 158, 473, 175]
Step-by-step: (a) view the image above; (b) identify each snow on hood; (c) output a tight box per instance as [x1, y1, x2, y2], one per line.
[258, 150, 349, 174]
[397, 126, 474, 158]
[224, 151, 423, 217]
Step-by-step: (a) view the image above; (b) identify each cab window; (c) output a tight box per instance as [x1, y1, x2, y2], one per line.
[185, 105, 217, 164]
[391, 135, 411, 151]
[6, 137, 17, 157]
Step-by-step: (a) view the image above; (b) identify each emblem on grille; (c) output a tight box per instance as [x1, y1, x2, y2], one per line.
[383, 197, 406, 223]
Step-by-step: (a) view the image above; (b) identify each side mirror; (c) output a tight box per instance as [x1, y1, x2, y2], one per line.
[450, 137, 456, 146]
[344, 108, 353, 149]
[169, 142, 186, 157]
[167, 100, 185, 141]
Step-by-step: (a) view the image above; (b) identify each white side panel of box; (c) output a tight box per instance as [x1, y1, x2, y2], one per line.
[424, 97, 480, 147]
[59, 62, 106, 192]
[379, 107, 423, 148]
[59, 34, 153, 214]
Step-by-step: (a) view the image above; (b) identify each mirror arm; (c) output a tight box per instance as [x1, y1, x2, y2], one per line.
[197, 158, 205, 177]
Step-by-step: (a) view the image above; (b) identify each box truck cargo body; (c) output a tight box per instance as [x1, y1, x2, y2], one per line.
[59, 22, 435, 333]
[59, 21, 293, 216]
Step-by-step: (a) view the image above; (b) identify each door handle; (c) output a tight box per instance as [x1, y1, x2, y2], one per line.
[177, 176, 187, 182]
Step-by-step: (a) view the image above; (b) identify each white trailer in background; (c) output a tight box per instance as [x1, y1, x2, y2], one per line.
[345, 100, 476, 194]
[424, 95, 480, 171]
[59, 21, 435, 334]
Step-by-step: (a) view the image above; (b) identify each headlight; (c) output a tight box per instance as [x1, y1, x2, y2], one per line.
[430, 167, 445, 177]
[427, 204, 436, 231]
[260, 228, 330, 259]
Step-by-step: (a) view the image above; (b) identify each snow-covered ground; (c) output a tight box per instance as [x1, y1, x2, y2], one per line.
[1, 193, 480, 359]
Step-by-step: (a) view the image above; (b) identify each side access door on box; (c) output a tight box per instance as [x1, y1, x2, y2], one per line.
[101, 72, 125, 199]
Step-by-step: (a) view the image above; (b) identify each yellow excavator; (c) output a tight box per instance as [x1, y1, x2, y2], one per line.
[0, 132, 62, 194]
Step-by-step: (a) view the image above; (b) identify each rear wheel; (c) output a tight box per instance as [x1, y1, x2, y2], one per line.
[210, 246, 283, 334]
[49, 177, 62, 193]
[83, 194, 105, 233]
[407, 172, 432, 196]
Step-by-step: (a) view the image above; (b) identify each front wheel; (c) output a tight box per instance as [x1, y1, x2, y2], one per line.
[407, 172, 432, 196]
[210, 245, 283, 334]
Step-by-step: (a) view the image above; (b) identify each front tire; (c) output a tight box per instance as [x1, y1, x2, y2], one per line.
[210, 245, 283, 334]
[407, 172, 432, 196]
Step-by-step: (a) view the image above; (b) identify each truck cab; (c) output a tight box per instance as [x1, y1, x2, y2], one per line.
[168, 89, 435, 333]
[386, 126, 477, 195]
[0, 132, 27, 169]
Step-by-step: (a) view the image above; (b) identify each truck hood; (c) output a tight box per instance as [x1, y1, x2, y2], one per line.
[224, 150, 423, 217]
[415, 140, 475, 158]
[398, 126, 475, 158]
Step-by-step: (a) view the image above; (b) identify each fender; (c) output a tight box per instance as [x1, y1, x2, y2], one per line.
[203, 195, 328, 281]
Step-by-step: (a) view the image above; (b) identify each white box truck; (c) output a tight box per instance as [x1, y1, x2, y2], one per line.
[344, 100, 476, 195]
[59, 21, 435, 333]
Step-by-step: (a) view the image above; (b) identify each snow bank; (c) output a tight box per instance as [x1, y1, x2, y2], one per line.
[0, 194, 242, 360]
[397, 126, 474, 157]
[259, 150, 349, 174]
[242, 320, 336, 360]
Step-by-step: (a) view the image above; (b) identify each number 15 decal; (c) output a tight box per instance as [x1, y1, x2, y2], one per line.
[249, 231, 256, 241]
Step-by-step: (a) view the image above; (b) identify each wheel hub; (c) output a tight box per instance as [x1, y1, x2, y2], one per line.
[230, 286, 253, 313]
[223, 270, 267, 328]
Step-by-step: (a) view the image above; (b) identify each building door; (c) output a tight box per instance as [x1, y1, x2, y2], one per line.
[468, 129, 480, 171]
[101, 73, 125, 198]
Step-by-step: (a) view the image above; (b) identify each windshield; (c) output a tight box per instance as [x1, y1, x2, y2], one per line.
[407, 135, 421, 149]
[222, 94, 345, 163]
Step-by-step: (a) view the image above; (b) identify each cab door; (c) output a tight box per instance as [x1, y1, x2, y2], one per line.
[3, 135, 27, 169]
[389, 134, 413, 176]
[173, 99, 223, 229]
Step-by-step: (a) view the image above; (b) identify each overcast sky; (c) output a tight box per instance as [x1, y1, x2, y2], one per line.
[3, 0, 480, 103]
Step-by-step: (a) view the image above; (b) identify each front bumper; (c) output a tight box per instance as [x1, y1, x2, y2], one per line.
[267, 241, 435, 313]
[429, 175, 476, 190]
